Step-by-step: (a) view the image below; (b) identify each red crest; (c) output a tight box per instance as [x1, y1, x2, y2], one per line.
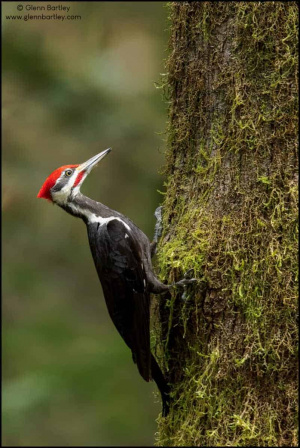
[37, 165, 78, 201]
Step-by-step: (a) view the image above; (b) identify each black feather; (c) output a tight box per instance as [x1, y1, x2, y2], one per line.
[87, 219, 151, 381]
[58, 192, 171, 415]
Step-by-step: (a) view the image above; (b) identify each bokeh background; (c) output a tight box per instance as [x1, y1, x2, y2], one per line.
[2, 2, 169, 446]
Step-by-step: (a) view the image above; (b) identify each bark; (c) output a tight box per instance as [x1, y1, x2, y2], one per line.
[153, 2, 298, 446]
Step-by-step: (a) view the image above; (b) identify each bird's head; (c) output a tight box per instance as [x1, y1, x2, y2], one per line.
[37, 148, 111, 205]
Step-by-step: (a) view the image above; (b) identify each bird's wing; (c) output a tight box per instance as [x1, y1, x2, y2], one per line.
[87, 218, 151, 381]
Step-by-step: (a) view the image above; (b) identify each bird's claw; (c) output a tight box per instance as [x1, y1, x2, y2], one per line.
[153, 206, 163, 244]
[154, 205, 163, 221]
[177, 273, 197, 302]
[181, 290, 189, 302]
[183, 268, 194, 279]
[175, 277, 197, 287]
[175, 269, 197, 287]
[173, 268, 198, 289]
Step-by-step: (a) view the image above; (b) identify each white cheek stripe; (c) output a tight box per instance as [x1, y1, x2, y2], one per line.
[51, 187, 69, 204]
[52, 171, 78, 205]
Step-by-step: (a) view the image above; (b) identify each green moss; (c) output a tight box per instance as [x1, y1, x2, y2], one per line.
[153, 2, 298, 446]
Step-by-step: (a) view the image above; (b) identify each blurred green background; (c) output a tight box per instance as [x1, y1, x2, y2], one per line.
[2, 2, 168, 446]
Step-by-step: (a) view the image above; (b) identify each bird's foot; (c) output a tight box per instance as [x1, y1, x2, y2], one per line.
[171, 269, 197, 301]
[183, 268, 194, 279]
[153, 206, 163, 243]
[175, 277, 198, 287]
[151, 206, 164, 257]
[174, 269, 197, 286]
[181, 289, 189, 302]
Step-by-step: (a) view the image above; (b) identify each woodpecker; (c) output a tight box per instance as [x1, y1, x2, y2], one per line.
[37, 149, 196, 416]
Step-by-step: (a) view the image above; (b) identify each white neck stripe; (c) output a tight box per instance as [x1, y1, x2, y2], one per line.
[67, 203, 131, 231]
[89, 214, 131, 231]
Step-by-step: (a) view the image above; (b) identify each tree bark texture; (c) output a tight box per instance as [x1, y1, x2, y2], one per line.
[154, 3, 298, 446]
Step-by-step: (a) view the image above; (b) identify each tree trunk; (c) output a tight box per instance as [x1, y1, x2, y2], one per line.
[154, 2, 298, 446]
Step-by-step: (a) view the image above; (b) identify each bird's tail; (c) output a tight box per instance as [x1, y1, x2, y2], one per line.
[151, 354, 170, 417]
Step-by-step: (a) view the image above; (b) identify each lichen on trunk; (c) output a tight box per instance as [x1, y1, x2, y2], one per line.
[154, 2, 298, 446]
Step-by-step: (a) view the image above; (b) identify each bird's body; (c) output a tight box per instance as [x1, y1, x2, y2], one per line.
[38, 149, 195, 416]
[64, 192, 168, 372]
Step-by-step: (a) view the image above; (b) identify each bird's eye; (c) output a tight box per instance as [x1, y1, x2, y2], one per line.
[65, 169, 73, 177]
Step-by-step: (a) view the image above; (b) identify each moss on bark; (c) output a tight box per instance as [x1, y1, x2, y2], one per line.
[153, 2, 298, 446]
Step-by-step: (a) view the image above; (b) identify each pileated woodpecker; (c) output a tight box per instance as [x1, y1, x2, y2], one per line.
[37, 149, 195, 416]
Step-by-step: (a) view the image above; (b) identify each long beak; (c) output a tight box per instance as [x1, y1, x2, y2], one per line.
[77, 148, 112, 174]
